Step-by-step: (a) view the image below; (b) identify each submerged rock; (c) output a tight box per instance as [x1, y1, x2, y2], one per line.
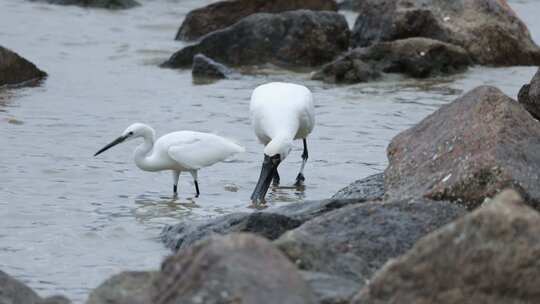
[331, 173, 384, 200]
[354, 190, 540, 304]
[385, 86, 540, 208]
[176, 0, 337, 41]
[0, 46, 46, 87]
[192, 54, 232, 80]
[301, 271, 358, 304]
[162, 10, 349, 69]
[152, 234, 316, 304]
[313, 37, 471, 83]
[518, 68, 540, 120]
[350, 0, 540, 66]
[161, 212, 302, 251]
[86, 271, 156, 304]
[275, 198, 465, 284]
[29, 0, 140, 9]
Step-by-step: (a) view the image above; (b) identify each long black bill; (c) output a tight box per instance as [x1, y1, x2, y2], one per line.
[94, 135, 128, 156]
[250, 155, 280, 203]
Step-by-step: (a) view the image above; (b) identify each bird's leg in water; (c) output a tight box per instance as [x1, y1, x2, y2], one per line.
[295, 139, 309, 186]
[172, 171, 180, 195]
[272, 169, 280, 186]
[190, 171, 200, 197]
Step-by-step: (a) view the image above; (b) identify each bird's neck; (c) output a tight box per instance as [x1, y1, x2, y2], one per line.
[133, 135, 156, 172]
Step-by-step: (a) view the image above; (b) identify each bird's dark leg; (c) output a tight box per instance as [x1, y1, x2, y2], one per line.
[272, 169, 280, 186]
[190, 171, 200, 198]
[172, 171, 180, 195]
[295, 139, 309, 186]
[194, 181, 200, 198]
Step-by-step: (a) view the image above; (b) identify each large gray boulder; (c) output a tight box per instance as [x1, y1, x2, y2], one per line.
[275, 198, 465, 284]
[29, 0, 139, 9]
[162, 10, 349, 69]
[301, 271, 359, 304]
[86, 271, 156, 304]
[518, 68, 540, 120]
[176, 0, 337, 41]
[0, 46, 46, 87]
[152, 234, 316, 304]
[350, 0, 540, 66]
[313, 37, 471, 83]
[354, 190, 540, 304]
[331, 173, 384, 200]
[385, 86, 540, 208]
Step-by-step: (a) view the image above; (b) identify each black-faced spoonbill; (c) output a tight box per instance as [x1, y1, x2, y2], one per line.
[94, 123, 244, 197]
[249, 82, 315, 203]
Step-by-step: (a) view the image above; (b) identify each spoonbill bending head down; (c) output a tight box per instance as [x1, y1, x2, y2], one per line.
[94, 123, 244, 197]
[250, 82, 315, 203]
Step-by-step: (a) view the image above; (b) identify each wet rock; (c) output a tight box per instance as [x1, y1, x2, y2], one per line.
[0, 270, 42, 304]
[331, 173, 384, 200]
[350, 0, 540, 66]
[86, 271, 157, 304]
[301, 271, 358, 304]
[176, 0, 338, 41]
[313, 37, 471, 83]
[354, 190, 540, 304]
[518, 68, 540, 120]
[0, 46, 46, 87]
[275, 198, 465, 283]
[192, 54, 232, 80]
[385, 86, 540, 208]
[152, 233, 316, 304]
[0, 270, 70, 304]
[161, 212, 302, 251]
[162, 10, 349, 69]
[40, 296, 71, 304]
[29, 0, 140, 9]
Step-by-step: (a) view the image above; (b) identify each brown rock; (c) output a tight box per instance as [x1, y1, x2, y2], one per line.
[86, 271, 156, 304]
[518, 68, 540, 120]
[354, 189, 540, 304]
[385, 86, 540, 208]
[350, 0, 540, 66]
[0, 46, 46, 86]
[313, 37, 471, 83]
[176, 0, 337, 41]
[152, 233, 316, 304]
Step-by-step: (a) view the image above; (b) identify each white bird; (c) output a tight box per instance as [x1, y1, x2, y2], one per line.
[94, 123, 244, 197]
[249, 82, 315, 203]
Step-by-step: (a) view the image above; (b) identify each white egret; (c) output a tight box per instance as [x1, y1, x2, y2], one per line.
[94, 123, 244, 197]
[249, 82, 315, 203]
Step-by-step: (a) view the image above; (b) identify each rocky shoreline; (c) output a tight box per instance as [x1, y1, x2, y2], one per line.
[4, 0, 540, 303]
[5, 70, 540, 303]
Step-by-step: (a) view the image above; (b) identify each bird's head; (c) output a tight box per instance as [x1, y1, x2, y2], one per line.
[250, 137, 293, 204]
[94, 123, 154, 157]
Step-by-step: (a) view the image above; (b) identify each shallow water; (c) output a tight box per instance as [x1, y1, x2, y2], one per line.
[0, 0, 538, 302]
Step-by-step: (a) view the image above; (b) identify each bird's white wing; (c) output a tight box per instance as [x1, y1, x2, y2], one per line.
[167, 133, 244, 170]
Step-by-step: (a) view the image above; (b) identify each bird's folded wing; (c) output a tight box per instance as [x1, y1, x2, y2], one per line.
[167, 138, 235, 170]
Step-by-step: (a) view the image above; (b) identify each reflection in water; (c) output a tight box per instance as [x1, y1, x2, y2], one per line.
[0, 0, 539, 301]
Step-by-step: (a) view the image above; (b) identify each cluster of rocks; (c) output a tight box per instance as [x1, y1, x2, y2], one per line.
[164, 0, 540, 83]
[4, 79, 540, 303]
[0, 46, 47, 87]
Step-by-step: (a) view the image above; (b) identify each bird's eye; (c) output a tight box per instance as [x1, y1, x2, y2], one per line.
[128, 132, 134, 135]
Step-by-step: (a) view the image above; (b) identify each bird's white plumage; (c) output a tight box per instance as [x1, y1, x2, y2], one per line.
[250, 82, 315, 157]
[166, 131, 245, 170]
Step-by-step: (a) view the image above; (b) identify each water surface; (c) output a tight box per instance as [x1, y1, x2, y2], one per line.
[0, 0, 539, 301]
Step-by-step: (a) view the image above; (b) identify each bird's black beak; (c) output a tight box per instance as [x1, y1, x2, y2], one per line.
[94, 135, 128, 156]
[250, 154, 280, 204]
